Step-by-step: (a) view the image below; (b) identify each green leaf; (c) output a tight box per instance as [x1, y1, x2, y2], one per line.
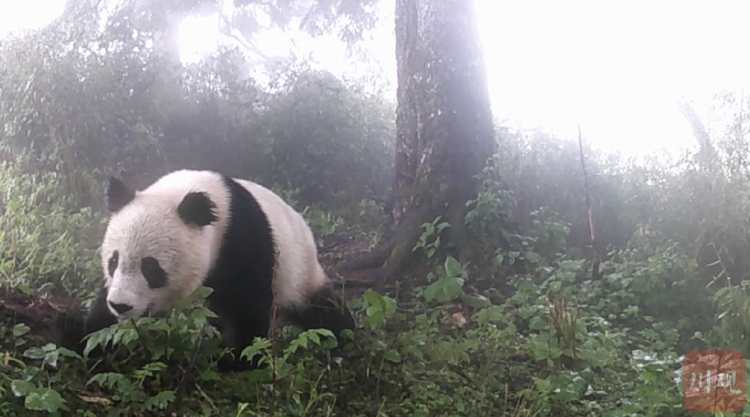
[11, 380, 34, 397]
[25, 388, 65, 412]
[366, 311, 386, 328]
[143, 390, 175, 411]
[476, 306, 504, 323]
[237, 403, 250, 416]
[383, 296, 397, 316]
[44, 351, 60, 368]
[22, 347, 46, 360]
[444, 256, 462, 277]
[84, 325, 117, 356]
[192, 286, 214, 300]
[423, 277, 465, 302]
[529, 316, 548, 331]
[384, 349, 401, 363]
[240, 339, 271, 362]
[307, 331, 321, 345]
[13, 323, 30, 338]
[87, 373, 130, 391]
[364, 290, 382, 307]
[525, 251, 542, 264]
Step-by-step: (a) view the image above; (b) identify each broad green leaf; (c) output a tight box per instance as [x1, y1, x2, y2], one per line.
[24, 388, 64, 412]
[384, 349, 401, 363]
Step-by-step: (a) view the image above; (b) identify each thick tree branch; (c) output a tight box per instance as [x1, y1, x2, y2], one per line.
[679, 101, 717, 162]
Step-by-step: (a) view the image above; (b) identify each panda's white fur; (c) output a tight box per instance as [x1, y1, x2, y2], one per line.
[57, 169, 353, 371]
[235, 179, 328, 310]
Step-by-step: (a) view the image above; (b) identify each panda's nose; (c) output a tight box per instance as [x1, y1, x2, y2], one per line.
[109, 301, 134, 315]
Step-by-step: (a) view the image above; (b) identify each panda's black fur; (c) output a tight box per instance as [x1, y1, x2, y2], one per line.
[205, 175, 277, 364]
[55, 172, 355, 372]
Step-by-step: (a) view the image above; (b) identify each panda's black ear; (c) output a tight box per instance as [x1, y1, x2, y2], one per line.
[178, 192, 218, 227]
[107, 177, 135, 213]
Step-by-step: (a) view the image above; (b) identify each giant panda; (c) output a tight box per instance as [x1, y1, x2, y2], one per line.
[56, 169, 355, 371]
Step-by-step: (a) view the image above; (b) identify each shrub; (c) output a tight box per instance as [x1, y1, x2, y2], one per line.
[0, 160, 102, 298]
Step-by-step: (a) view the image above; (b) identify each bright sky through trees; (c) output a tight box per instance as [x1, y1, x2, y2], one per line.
[3, 0, 750, 158]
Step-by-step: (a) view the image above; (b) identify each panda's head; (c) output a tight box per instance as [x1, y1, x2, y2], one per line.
[101, 174, 222, 321]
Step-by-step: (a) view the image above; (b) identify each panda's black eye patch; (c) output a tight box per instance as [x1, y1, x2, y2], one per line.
[108, 251, 119, 277]
[141, 257, 167, 289]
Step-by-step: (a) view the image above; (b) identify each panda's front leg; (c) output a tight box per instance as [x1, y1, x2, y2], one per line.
[214, 311, 271, 373]
[83, 284, 118, 336]
[55, 285, 116, 358]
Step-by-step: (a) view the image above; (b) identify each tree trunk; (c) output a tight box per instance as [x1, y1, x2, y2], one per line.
[679, 101, 717, 165]
[341, 0, 495, 279]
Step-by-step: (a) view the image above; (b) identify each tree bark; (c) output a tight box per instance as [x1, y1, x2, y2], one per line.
[341, 0, 495, 279]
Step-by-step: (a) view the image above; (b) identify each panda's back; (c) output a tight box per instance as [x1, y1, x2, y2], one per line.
[140, 170, 327, 309]
[233, 179, 328, 308]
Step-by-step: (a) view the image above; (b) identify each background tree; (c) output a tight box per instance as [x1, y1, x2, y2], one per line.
[342, 0, 496, 279]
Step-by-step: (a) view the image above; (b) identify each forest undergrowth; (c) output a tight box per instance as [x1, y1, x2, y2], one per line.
[1, 133, 749, 416]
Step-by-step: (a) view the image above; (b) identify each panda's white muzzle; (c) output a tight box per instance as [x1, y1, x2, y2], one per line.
[106, 272, 150, 320]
